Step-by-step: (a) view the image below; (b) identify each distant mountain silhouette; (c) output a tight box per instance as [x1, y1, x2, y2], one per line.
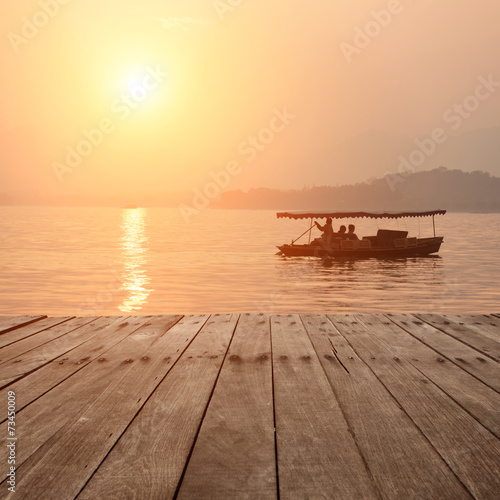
[215, 167, 500, 212]
[2, 167, 499, 212]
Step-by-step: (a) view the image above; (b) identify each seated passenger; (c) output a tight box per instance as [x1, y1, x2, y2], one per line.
[335, 225, 347, 239]
[346, 224, 359, 240]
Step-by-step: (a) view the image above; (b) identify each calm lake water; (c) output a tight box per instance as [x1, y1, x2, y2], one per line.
[0, 207, 499, 315]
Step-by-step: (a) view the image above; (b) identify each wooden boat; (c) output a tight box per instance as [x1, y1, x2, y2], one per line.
[276, 210, 446, 258]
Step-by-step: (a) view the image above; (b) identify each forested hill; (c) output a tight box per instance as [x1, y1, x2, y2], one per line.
[2, 167, 499, 210]
[214, 168, 500, 212]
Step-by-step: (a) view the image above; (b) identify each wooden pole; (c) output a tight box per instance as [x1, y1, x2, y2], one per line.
[292, 219, 315, 245]
[432, 215, 436, 238]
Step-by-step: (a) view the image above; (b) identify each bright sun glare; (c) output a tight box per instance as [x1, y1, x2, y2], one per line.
[126, 78, 142, 95]
[125, 64, 168, 94]
[120, 64, 171, 113]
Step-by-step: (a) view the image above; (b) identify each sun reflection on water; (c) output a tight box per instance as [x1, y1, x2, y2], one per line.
[119, 208, 152, 312]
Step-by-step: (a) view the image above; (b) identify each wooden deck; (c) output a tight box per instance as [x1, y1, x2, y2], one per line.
[0, 313, 499, 499]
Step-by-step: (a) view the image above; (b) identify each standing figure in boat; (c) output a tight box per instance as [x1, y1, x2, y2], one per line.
[314, 217, 334, 246]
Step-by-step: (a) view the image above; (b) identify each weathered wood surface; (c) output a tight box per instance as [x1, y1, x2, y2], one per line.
[3, 315, 184, 500]
[0, 317, 72, 349]
[177, 313, 276, 499]
[78, 314, 233, 500]
[272, 314, 378, 499]
[385, 314, 500, 438]
[304, 314, 472, 499]
[328, 314, 500, 500]
[0, 317, 98, 387]
[391, 314, 500, 393]
[0, 313, 498, 500]
[444, 314, 500, 342]
[0, 316, 139, 415]
[416, 313, 500, 362]
[0, 315, 46, 335]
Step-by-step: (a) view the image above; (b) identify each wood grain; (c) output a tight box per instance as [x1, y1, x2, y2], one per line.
[388, 314, 500, 393]
[0, 313, 498, 499]
[79, 314, 236, 500]
[178, 313, 276, 499]
[0, 317, 72, 349]
[0, 316, 155, 469]
[329, 314, 500, 500]
[304, 313, 471, 500]
[0, 316, 133, 415]
[416, 313, 500, 362]
[0, 317, 96, 366]
[272, 314, 377, 499]
[444, 314, 500, 342]
[384, 313, 500, 437]
[7, 315, 203, 500]
[0, 315, 46, 335]
[0, 316, 98, 387]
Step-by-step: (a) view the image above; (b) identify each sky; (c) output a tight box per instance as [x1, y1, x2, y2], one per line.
[1, 0, 500, 202]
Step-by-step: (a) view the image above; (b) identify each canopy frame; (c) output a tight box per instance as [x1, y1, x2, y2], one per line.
[279, 210, 446, 245]
[276, 210, 446, 220]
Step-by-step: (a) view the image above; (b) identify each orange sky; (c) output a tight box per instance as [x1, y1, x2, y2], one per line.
[1, 0, 500, 200]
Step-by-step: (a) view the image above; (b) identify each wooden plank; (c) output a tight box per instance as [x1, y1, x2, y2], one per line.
[271, 314, 377, 499]
[0, 316, 138, 414]
[0, 317, 74, 349]
[178, 313, 276, 499]
[328, 314, 500, 500]
[0, 317, 99, 387]
[304, 314, 472, 499]
[374, 314, 500, 438]
[442, 314, 500, 343]
[7, 314, 217, 500]
[0, 316, 17, 327]
[79, 314, 237, 500]
[0, 315, 46, 335]
[416, 313, 500, 362]
[0, 315, 162, 470]
[0, 316, 97, 366]
[385, 314, 500, 393]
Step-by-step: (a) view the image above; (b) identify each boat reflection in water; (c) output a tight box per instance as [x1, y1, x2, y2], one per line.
[119, 208, 152, 313]
[271, 254, 446, 312]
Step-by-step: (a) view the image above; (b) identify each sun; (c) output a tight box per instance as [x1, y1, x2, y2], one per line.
[127, 77, 143, 95]
[125, 65, 167, 98]
[111, 65, 171, 123]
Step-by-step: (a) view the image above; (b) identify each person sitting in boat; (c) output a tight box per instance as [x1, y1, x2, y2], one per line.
[314, 217, 334, 245]
[335, 225, 347, 239]
[346, 224, 359, 240]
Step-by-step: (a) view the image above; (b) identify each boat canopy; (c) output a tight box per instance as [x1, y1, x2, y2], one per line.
[276, 210, 446, 220]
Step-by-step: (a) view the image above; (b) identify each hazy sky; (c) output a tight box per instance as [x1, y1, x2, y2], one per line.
[1, 0, 499, 199]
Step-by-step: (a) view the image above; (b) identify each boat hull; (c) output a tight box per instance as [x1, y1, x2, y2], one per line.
[277, 237, 444, 259]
